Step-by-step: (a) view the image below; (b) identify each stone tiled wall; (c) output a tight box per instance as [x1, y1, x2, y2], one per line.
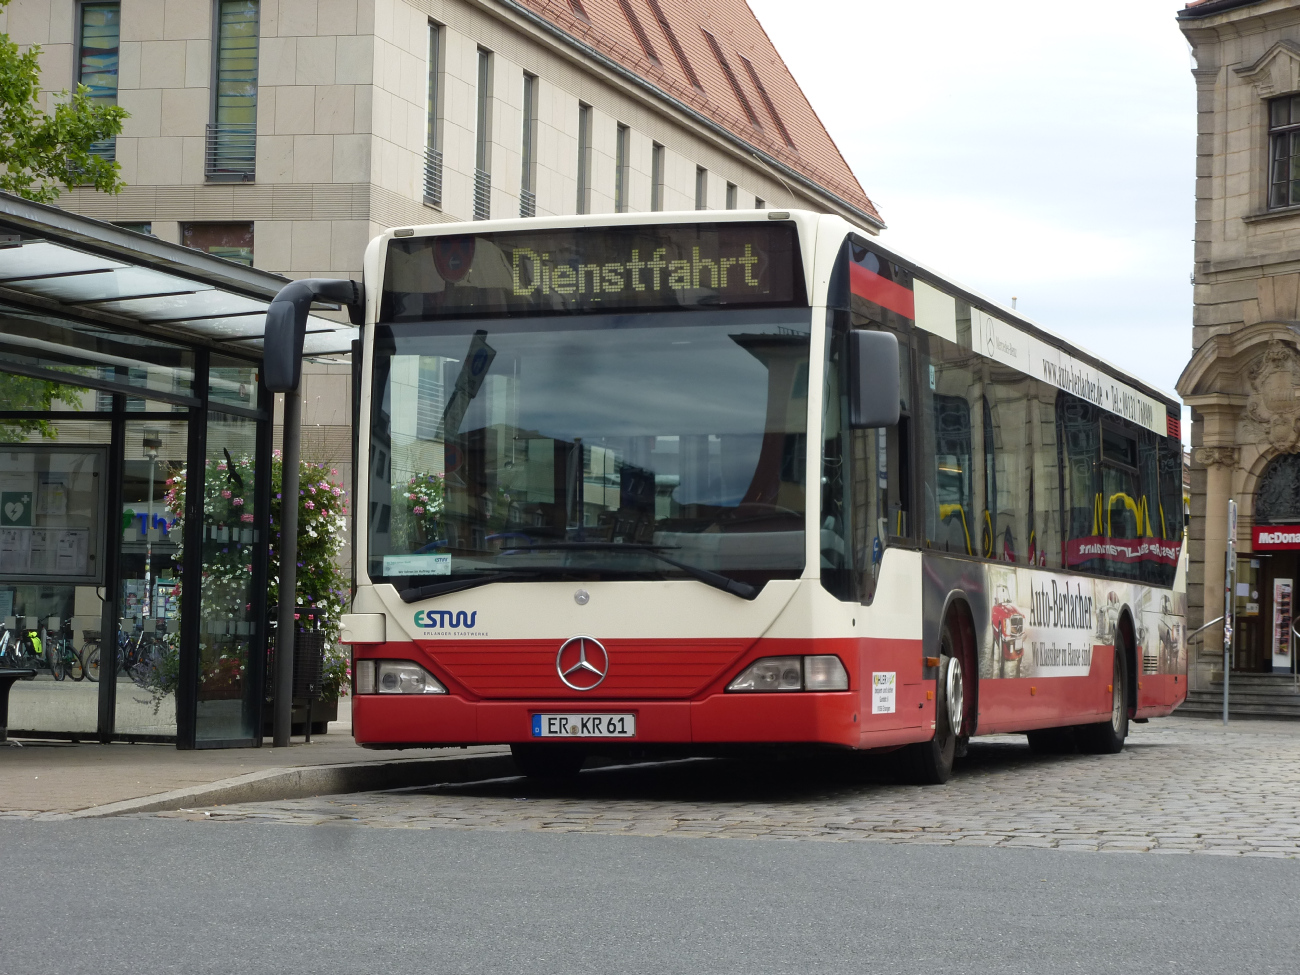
[1179, 1, 1300, 693]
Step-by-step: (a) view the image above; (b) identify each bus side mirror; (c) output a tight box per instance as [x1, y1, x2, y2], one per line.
[848, 329, 901, 429]
[264, 278, 365, 393]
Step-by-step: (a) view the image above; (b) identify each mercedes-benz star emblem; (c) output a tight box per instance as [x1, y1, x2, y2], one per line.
[556, 636, 609, 691]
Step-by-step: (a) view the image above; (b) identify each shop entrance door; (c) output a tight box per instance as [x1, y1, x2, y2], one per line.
[1237, 552, 1299, 674]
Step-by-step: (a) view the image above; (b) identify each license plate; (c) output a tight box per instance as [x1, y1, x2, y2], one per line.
[532, 713, 636, 738]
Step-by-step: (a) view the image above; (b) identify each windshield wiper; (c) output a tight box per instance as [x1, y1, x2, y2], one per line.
[502, 542, 758, 600]
[399, 570, 549, 603]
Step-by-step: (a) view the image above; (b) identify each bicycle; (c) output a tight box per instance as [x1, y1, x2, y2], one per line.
[0, 618, 37, 671]
[80, 630, 101, 683]
[46, 619, 85, 682]
[119, 626, 170, 688]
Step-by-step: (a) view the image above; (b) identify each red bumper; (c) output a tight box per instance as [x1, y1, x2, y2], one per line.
[351, 635, 931, 750]
[352, 690, 872, 747]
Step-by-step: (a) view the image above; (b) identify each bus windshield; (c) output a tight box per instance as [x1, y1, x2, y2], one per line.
[367, 309, 811, 592]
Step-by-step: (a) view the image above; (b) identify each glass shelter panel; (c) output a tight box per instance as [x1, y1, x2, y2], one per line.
[196, 412, 260, 742]
[114, 421, 187, 736]
[1, 427, 110, 738]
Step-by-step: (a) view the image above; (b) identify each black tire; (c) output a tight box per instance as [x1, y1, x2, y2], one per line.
[899, 623, 963, 785]
[49, 644, 66, 681]
[1077, 637, 1129, 755]
[70, 647, 85, 682]
[510, 743, 587, 780]
[1026, 728, 1076, 754]
[83, 644, 100, 683]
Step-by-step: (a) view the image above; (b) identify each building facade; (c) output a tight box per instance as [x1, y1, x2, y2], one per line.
[1178, 0, 1300, 715]
[2, 0, 880, 555]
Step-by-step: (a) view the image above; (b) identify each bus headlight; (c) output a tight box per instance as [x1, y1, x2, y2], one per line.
[804, 655, 849, 691]
[356, 660, 447, 694]
[727, 655, 849, 692]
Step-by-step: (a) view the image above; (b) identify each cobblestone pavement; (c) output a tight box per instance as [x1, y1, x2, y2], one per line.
[136, 716, 1300, 858]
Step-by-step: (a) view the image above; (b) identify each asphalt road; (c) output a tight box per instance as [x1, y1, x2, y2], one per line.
[1, 816, 1296, 975]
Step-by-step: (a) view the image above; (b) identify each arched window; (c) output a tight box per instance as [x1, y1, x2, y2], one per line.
[1254, 453, 1300, 524]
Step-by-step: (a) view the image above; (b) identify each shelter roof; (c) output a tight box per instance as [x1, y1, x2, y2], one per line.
[0, 192, 355, 361]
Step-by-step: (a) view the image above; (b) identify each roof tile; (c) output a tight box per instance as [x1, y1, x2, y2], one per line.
[512, 0, 880, 222]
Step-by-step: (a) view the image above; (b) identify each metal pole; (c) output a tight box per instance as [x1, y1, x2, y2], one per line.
[1223, 499, 1237, 726]
[273, 389, 302, 748]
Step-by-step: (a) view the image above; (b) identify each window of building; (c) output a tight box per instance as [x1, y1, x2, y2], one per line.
[726, 182, 737, 209]
[755, 197, 765, 209]
[181, 223, 254, 266]
[114, 222, 152, 236]
[740, 54, 796, 150]
[1269, 95, 1300, 209]
[615, 123, 630, 213]
[651, 143, 665, 211]
[695, 166, 707, 210]
[474, 48, 492, 221]
[78, 3, 120, 161]
[701, 29, 760, 129]
[577, 103, 592, 215]
[425, 23, 444, 208]
[520, 73, 537, 217]
[207, 0, 259, 182]
[647, 0, 703, 91]
[616, 0, 660, 67]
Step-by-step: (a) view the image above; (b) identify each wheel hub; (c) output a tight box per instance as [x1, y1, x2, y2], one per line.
[945, 656, 964, 736]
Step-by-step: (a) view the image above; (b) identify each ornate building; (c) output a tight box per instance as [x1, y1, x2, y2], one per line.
[1178, 0, 1300, 715]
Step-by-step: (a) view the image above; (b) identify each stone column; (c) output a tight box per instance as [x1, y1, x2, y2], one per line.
[1195, 444, 1238, 670]
[1191, 393, 1248, 689]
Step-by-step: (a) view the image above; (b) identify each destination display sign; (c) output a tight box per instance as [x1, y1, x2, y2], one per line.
[380, 223, 806, 321]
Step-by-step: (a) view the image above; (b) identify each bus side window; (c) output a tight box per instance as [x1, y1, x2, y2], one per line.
[917, 334, 978, 557]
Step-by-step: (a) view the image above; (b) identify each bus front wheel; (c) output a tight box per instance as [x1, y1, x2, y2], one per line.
[900, 624, 963, 785]
[1077, 640, 1129, 755]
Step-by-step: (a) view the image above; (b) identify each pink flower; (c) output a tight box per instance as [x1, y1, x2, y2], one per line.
[217, 462, 227, 471]
[331, 469, 338, 476]
[304, 500, 315, 510]
[232, 498, 244, 507]
[332, 487, 341, 496]
[221, 490, 232, 499]
[413, 506, 425, 514]
[241, 514, 254, 523]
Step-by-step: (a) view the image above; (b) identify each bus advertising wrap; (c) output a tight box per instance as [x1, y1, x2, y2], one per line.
[381, 223, 806, 321]
[982, 564, 1186, 680]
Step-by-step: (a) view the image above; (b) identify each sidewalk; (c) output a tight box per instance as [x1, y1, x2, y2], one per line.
[0, 701, 512, 816]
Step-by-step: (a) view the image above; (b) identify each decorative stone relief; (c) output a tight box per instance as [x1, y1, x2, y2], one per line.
[1256, 454, 1300, 524]
[1245, 340, 1300, 452]
[1235, 40, 1300, 98]
[1194, 446, 1239, 468]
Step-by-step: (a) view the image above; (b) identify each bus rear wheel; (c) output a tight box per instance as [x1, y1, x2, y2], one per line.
[900, 624, 963, 785]
[1077, 638, 1129, 755]
[510, 743, 587, 780]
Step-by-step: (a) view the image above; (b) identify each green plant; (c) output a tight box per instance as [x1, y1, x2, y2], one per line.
[391, 471, 447, 550]
[163, 450, 352, 705]
[0, 0, 127, 202]
[0, 373, 89, 442]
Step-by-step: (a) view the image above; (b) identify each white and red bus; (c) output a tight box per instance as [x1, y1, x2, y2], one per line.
[321, 210, 1185, 783]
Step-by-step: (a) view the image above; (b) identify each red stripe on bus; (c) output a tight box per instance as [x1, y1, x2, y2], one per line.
[849, 262, 914, 319]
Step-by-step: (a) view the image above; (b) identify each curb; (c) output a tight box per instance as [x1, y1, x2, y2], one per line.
[41, 749, 517, 820]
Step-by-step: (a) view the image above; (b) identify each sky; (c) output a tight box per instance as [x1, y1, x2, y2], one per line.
[748, 0, 1196, 434]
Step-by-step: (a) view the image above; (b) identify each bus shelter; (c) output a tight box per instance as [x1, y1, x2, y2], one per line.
[0, 193, 354, 748]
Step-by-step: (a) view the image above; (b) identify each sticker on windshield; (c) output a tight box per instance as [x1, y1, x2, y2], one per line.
[383, 554, 451, 576]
